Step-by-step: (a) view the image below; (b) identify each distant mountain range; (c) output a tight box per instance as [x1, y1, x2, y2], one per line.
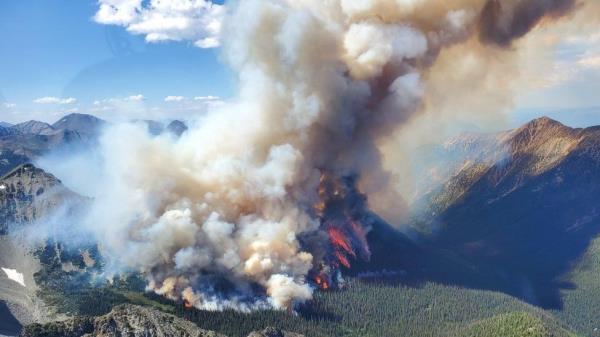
[0, 113, 188, 177]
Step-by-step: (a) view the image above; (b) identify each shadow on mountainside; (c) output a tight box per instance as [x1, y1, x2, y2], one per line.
[0, 300, 22, 336]
[354, 118, 600, 311]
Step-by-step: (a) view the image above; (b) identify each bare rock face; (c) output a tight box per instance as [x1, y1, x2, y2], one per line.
[10, 121, 55, 136]
[20, 304, 227, 337]
[0, 164, 82, 234]
[246, 327, 305, 337]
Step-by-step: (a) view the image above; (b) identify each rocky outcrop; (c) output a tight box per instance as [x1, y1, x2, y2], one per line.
[0, 164, 83, 233]
[19, 304, 226, 337]
[11, 122, 55, 136]
[247, 327, 304, 337]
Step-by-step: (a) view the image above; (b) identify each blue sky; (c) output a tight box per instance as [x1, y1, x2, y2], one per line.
[0, 0, 598, 127]
[0, 0, 231, 123]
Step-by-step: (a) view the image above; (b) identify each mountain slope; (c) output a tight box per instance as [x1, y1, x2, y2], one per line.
[0, 164, 83, 234]
[418, 117, 600, 310]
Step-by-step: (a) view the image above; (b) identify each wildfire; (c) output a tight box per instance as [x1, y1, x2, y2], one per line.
[335, 251, 351, 268]
[183, 300, 193, 309]
[310, 171, 372, 290]
[314, 274, 329, 290]
[327, 227, 356, 257]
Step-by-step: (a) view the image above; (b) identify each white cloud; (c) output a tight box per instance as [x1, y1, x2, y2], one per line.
[34, 96, 77, 105]
[93, 94, 145, 106]
[94, 0, 225, 49]
[2, 103, 16, 108]
[126, 94, 145, 101]
[579, 54, 600, 69]
[165, 95, 186, 102]
[193, 95, 219, 101]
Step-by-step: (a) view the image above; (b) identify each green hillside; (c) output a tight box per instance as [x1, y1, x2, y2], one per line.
[453, 312, 576, 337]
[170, 279, 576, 337]
[552, 237, 600, 336]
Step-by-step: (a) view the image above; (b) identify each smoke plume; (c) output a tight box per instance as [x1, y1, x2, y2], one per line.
[479, 0, 577, 46]
[68, 0, 583, 311]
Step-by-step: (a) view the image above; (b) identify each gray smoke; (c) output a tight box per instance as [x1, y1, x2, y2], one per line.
[479, 0, 576, 46]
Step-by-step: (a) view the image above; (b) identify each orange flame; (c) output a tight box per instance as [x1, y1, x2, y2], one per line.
[335, 251, 351, 268]
[311, 171, 371, 290]
[314, 274, 329, 290]
[327, 227, 355, 257]
[184, 300, 193, 309]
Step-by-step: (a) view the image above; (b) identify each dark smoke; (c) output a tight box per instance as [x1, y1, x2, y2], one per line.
[479, 0, 577, 47]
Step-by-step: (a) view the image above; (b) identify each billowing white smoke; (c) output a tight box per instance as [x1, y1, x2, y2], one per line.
[81, 0, 580, 311]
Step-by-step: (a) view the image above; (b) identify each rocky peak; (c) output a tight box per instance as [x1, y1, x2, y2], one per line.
[167, 120, 189, 137]
[419, 117, 596, 217]
[11, 121, 55, 136]
[509, 117, 578, 149]
[0, 164, 63, 196]
[506, 117, 582, 175]
[0, 164, 80, 233]
[52, 114, 106, 138]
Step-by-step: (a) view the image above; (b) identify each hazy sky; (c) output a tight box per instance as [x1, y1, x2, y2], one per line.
[0, 0, 598, 127]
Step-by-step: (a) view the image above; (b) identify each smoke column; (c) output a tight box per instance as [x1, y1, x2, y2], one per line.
[81, 0, 581, 311]
[479, 0, 576, 46]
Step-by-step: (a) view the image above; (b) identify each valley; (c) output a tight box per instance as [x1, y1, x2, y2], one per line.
[0, 115, 598, 336]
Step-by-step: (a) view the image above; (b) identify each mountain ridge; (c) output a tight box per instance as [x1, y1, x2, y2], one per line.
[414, 116, 600, 311]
